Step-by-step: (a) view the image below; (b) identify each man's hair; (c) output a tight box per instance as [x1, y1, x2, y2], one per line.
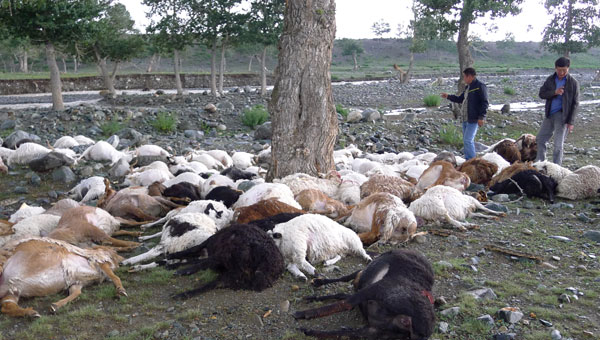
[463, 67, 476, 76]
[555, 57, 570, 68]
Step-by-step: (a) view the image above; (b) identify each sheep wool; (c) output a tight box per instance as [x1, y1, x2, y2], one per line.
[556, 165, 600, 200]
[7, 143, 51, 166]
[233, 183, 301, 210]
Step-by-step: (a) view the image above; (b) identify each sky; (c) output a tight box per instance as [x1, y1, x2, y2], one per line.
[118, 0, 551, 42]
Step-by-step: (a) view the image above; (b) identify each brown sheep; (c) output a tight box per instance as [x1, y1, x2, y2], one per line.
[0, 157, 7, 174]
[0, 220, 14, 237]
[458, 157, 499, 186]
[488, 161, 536, 188]
[234, 197, 305, 224]
[493, 140, 521, 164]
[295, 189, 353, 219]
[360, 174, 422, 204]
[416, 161, 471, 192]
[516, 133, 537, 162]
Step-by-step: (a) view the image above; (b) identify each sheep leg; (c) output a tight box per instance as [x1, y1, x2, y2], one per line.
[303, 293, 352, 302]
[99, 262, 127, 297]
[51, 284, 82, 312]
[112, 230, 143, 237]
[129, 262, 158, 272]
[323, 255, 342, 266]
[470, 212, 501, 220]
[101, 237, 141, 249]
[477, 202, 507, 216]
[312, 270, 361, 287]
[287, 263, 308, 280]
[121, 205, 158, 222]
[115, 217, 153, 227]
[299, 259, 317, 277]
[293, 300, 353, 320]
[140, 214, 171, 230]
[138, 231, 163, 241]
[443, 212, 469, 231]
[172, 279, 220, 300]
[1, 295, 40, 318]
[175, 259, 211, 276]
[122, 247, 163, 266]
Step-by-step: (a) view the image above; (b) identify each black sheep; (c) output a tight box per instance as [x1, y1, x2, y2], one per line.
[294, 249, 435, 340]
[204, 186, 242, 208]
[489, 169, 557, 203]
[221, 166, 256, 181]
[163, 182, 202, 203]
[166, 224, 285, 299]
[247, 212, 305, 231]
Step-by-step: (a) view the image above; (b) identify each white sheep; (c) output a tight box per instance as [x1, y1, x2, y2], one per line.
[131, 160, 170, 174]
[333, 144, 363, 159]
[123, 213, 218, 271]
[408, 185, 504, 231]
[8, 203, 46, 223]
[162, 172, 205, 187]
[0, 146, 15, 162]
[0, 214, 61, 247]
[201, 174, 236, 197]
[415, 152, 437, 163]
[534, 162, 600, 200]
[352, 158, 383, 175]
[481, 152, 510, 175]
[79, 141, 131, 165]
[532, 161, 573, 182]
[256, 146, 271, 165]
[269, 214, 371, 280]
[68, 176, 106, 203]
[135, 144, 171, 158]
[207, 150, 233, 168]
[73, 135, 95, 145]
[7, 143, 50, 166]
[188, 152, 224, 170]
[123, 168, 173, 187]
[231, 151, 255, 170]
[233, 182, 301, 210]
[274, 172, 341, 197]
[53, 136, 80, 149]
[335, 171, 367, 205]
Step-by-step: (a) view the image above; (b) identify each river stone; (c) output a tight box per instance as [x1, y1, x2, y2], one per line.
[491, 194, 510, 202]
[216, 101, 234, 112]
[0, 119, 17, 130]
[254, 122, 272, 140]
[29, 152, 75, 172]
[109, 158, 131, 178]
[583, 230, 600, 242]
[347, 110, 363, 123]
[485, 202, 508, 213]
[184, 130, 204, 139]
[361, 108, 380, 121]
[497, 308, 523, 323]
[204, 103, 217, 113]
[501, 103, 510, 114]
[466, 288, 497, 300]
[3, 130, 41, 149]
[52, 166, 77, 184]
[477, 314, 495, 326]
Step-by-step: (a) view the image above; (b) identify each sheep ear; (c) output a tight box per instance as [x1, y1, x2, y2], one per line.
[272, 232, 282, 239]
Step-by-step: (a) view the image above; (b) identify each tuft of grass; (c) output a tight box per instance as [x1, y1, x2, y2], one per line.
[0, 128, 13, 138]
[438, 123, 463, 148]
[150, 111, 177, 133]
[100, 120, 124, 137]
[335, 103, 349, 118]
[504, 86, 516, 95]
[138, 267, 173, 285]
[242, 104, 269, 129]
[423, 94, 441, 107]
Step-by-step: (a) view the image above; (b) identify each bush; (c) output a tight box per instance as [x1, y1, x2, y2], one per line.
[438, 123, 463, 147]
[242, 104, 269, 129]
[335, 103, 349, 118]
[150, 111, 177, 133]
[504, 87, 516, 95]
[424, 94, 441, 107]
[100, 120, 123, 137]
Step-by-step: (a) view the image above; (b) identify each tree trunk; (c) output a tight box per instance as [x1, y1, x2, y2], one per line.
[73, 55, 78, 73]
[45, 42, 64, 110]
[260, 45, 268, 96]
[404, 51, 414, 84]
[218, 42, 226, 96]
[267, 0, 337, 180]
[352, 51, 358, 70]
[19, 51, 28, 73]
[61, 56, 67, 73]
[146, 53, 157, 73]
[173, 49, 184, 95]
[456, 6, 474, 93]
[210, 41, 219, 98]
[94, 46, 116, 96]
[563, 0, 574, 57]
[248, 55, 254, 71]
[111, 62, 119, 82]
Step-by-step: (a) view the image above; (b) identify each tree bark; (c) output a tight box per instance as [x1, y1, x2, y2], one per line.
[564, 0, 574, 57]
[248, 55, 254, 72]
[210, 41, 219, 98]
[61, 56, 67, 73]
[267, 0, 337, 180]
[454, 4, 474, 119]
[173, 49, 184, 95]
[218, 41, 226, 96]
[45, 42, 64, 110]
[352, 51, 358, 70]
[260, 45, 268, 96]
[146, 53, 157, 73]
[404, 51, 414, 84]
[94, 47, 116, 96]
[19, 51, 28, 73]
[73, 55, 78, 73]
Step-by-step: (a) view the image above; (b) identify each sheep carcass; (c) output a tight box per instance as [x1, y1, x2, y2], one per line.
[416, 160, 470, 192]
[556, 165, 600, 200]
[409, 185, 505, 231]
[6, 143, 50, 166]
[295, 189, 352, 219]
[274, 171, 341, 197]
[360, 174, 422, 204]
[489, 169, 557, 203]
[457, 157, 498, 186]
[234, 197, 305, 224]
[68, 176, 106, 203]
[233, 182, 301, 210]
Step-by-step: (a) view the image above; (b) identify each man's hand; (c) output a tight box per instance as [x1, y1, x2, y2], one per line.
[555, 87, 565, 96]
[478, 119, 484, 127]
[566, 124, 574, 133]
[440, 93, 448, 99]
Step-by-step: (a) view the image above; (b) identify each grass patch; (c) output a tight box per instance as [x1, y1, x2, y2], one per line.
[100, 120, 124, 137]
[138, 267, 173, 285]
[423, 94, 441, 107]
[438, 123, 463, 148]
[242, 104, 269, 129]
[0, 128, 13, 138]
[335, 103, 349, 118]
[150, 111, 177, 133]
[504, 86, 516, 95]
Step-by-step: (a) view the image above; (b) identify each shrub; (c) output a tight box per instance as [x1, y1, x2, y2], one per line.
[150, 111, 177, 133]
[438, 123, 463, 147]
[504, 87, 516, 95]
[335, 103, 349, 118]
[242, 104, 269, 129]
[100, 120, 123, 137]
[423, 94, 441, 107]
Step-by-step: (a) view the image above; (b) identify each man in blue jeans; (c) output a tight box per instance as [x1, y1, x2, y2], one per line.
[536, 57, 579, 165]
[441, 68, 489, 160]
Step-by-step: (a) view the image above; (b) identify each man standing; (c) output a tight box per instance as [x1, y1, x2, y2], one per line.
[441, 68, 489, 160]
[536, 57, 579, 165]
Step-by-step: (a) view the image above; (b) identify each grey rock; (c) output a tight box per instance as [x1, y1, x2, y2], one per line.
[577, 212, 593, 223]
[205, 103, 217, 113]
[237, 180, 258, 192]
[185, 130, 204, 139]
[106, 135, 120, 148]
[491, 194, 510, 202]
[497, 308, 523, 323]
[363, 108, 381, 121]
[254, 122, 272, 140]
[109, 158, 130, 178]
[551, 329, 562, 340]
[466, 183, 485, 192]
[494, 334, 516, 340]
[29, 152, 75, 172]
[501, 103, 510, 114]
[0, 119, 17, 130]
[485, 202, 508, 213]
[549, 202, 574, 210]
[3, 130, 41, 149]
[477, 314, 495, 326]
[438, 321, 449, 333]
[435, 261, 454, 269]
[51, 166, 77, 184]
[583, 230, 600, 242]
[466, 288, 497, 300]
[30, 173, 41, 186]
[558, 293, 571, 303]
[117, 128, 145, 146]
[217, 124, 227, 131]
[216, 101, 235, 112]
[347, 110, 363, 123]
[79, 166, 95, 178]
[280, 300, 290, 313]
[14, 186, 28, 194]
[107, 330, 120, 337]
[522, 201, 535, 209]
[440, 307, 460, 317]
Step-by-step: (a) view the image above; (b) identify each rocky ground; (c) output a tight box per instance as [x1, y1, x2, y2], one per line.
[1, 70, 600, 340]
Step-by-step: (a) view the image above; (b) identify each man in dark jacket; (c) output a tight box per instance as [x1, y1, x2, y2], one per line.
[441, 68, 489, 160]
[536, 57, 579, 165]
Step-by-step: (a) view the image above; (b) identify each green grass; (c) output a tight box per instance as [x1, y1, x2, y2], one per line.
[100, 120, 124, 137]
[504, 86, 516, 95]
[335, 103, 349, 118]
[150, 111, 177, 133]
[438, 123, 463, 148]
[0, 128, 13, 138]
[423, 94, 441, 107]
[242, 104, 269, 129]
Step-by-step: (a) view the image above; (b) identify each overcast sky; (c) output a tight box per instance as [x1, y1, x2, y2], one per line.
[119, 0, 551, 42]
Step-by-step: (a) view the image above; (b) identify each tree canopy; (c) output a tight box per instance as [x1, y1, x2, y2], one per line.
[542, 0, 600, 56]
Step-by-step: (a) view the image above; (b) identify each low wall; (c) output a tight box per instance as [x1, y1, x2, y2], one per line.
[0, 73, 274, 95]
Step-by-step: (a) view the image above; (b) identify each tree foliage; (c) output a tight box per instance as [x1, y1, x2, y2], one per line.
[246, 0, 285, 47]
[371, 19, 391, 38]
[143, 0, 195, 53]
[339, 38, 364, 57]
[542, 0, 600, 56]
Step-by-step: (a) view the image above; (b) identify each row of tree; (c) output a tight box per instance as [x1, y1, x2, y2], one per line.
[0, 0, 285, 110]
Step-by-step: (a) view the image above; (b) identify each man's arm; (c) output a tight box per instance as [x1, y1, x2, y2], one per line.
[441, 91, 464, 103]
[479, 83, 489, 120]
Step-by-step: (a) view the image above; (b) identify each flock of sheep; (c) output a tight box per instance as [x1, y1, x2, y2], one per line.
[1, 130, 600, 338]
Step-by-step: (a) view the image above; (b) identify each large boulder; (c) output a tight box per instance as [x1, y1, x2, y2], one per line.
[254, 122, 272, 140]
[346, 110, 363, 123]
[29, 152, 75, 172]
[2, 130, 41, 149]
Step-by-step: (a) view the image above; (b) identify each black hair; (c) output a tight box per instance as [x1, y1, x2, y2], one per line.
[555, 57, 570, 68]
[463, 67, 476, 76]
